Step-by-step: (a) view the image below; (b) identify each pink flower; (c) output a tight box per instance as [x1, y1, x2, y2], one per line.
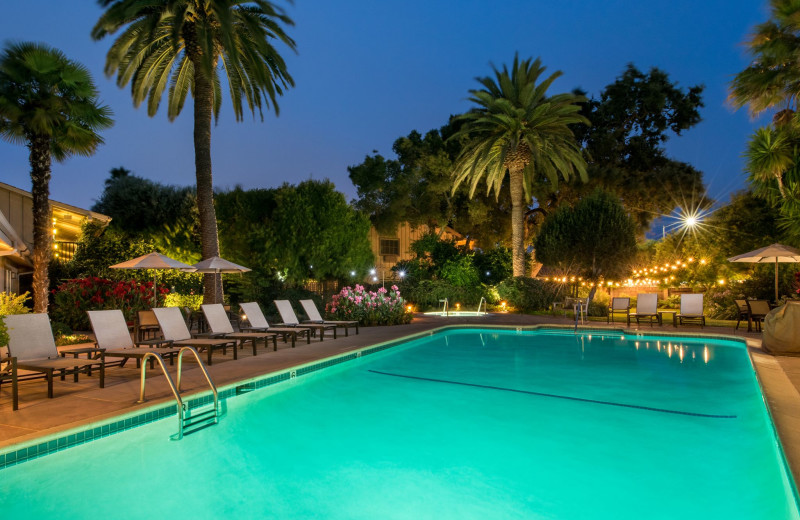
[391, 285, 399, 291]
[378, 287, 387, 294]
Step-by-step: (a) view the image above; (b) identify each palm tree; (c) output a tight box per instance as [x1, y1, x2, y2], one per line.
[92, 0, 296, 303]
[451, 55, 588, 277]
[0, 42, 113, 312]
[729, 0, 800, 125]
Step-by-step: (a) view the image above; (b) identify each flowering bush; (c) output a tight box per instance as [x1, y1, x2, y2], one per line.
[52, 277, 169, 330]
[326, 284, 412, 326]
[704, 288, 738, 319]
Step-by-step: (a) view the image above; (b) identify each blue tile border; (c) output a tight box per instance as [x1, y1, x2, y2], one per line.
[0, 324, 752, 471]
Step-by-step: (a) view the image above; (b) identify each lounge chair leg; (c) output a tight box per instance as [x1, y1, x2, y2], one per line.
[273, 336, 278, 351]
[232, 341, 238, 360]
[99, 357, 105, 388]
[47, 369, 54, 398]
[251, 339, 257, 356]
[207, 348, 213, 366]
[344, 326, 348, 337]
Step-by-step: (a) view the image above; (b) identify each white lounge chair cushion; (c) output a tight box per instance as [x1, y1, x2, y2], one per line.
[201, 304, 235, 334]
[88, 310, 135, 350]
[5, 313, 59, 362]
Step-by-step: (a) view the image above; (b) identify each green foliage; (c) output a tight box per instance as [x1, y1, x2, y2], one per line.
[402, 280, 486, 310]
[472, 247, 512, 284]
[495, 277, 560, 312]
[704, 288, 738, 320]
[348, 123, 511, 248]
[216, 180, 374, 286]
[0, 292, 32, 346]
[55, 334, 93, 346]
[565, 64, 705, 232]
[0, 292, 31, 315]
[164, 292, 203, 311]
[326, 285, 412, 326]
[439, 256, 480, 287]
[535, 190, 638, 284]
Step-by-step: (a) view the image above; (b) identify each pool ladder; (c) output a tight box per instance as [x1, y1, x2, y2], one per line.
[438, 298, 449, 316]
[477, 297, 487, 315]
[138, 346, 220, 441]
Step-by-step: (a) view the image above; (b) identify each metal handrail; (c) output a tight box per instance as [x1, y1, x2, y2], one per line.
[136, 346, 218, 441]
[439, 298, 448, 316]
[477, 297, 487, 315]
[175, 346, 219, 413]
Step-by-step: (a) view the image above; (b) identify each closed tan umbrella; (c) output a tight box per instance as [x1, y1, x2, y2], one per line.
[728, 243, 800, 302]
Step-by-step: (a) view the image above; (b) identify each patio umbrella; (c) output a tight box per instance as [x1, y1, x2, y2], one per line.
[110, 252, 196, 306]
[186, 255, 251, 303]
[727, 243, 800, 302]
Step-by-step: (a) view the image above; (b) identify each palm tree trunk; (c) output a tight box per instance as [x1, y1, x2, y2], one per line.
[509, 167, 526, 277]
[29, 135, 52, 313]
[193, 68, 222, 303]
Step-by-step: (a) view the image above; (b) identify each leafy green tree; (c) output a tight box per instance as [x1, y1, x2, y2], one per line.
[534, 190, 637, 300]
[215, 180, 374, 286]
[565, 65, 706, 232]
[93, 0, 296, 303]
[349, 123, 511, 248]
[0, 42, 113, 312]
[451, 55, 588, 277]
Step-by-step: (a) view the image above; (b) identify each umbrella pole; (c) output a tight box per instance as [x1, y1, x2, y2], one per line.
[776, 259, 779, 303]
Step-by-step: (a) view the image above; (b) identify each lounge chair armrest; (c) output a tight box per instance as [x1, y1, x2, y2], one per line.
[137, 338, 173, 348]
[301, 319, 324, 324]
[191, 332, 220, 339]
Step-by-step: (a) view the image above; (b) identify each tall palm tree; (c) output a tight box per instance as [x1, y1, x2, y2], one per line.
[451, 55, 588, 277]
[0, 42, 113, 312]
[92, 0, 296, 303]
[729, 0, 800, 125]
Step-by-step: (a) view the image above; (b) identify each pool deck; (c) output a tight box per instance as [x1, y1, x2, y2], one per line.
[1, 313, 798, 485]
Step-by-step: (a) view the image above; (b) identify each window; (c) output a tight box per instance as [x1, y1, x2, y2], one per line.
[379, 238, 400, 256]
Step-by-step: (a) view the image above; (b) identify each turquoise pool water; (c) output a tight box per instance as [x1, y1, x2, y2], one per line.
[1, 328, 797, 519]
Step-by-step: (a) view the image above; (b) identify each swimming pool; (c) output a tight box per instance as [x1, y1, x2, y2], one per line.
[1, 328, 797, 519]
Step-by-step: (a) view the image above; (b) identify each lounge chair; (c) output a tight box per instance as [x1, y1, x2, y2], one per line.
[275, 300, 337, 341]
[135, 309, 161, 341]
[607, 297, 631, 325]
[200, 304, 278, 354]
[88, 310, 181, 367]
[746, 299, 772, 333]
[152, 307, 238, 365]
[4, 313, 105, 399]
[677, 294, 705, 328]
[734, 299, 750, 332]
[299, 299, 359, 336]
[238, 302, 312, 348]
[630, 293, 659, 326]
[0, 350, 18, 410]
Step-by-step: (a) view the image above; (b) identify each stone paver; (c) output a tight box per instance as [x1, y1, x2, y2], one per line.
[1, 313, 796, 486]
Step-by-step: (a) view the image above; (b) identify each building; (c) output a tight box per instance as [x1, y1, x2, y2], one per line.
[368, 223, 464, 281]
[0, 181, 111, 294]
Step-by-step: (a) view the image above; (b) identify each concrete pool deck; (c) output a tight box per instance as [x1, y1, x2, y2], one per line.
[0, 312, 797, 485]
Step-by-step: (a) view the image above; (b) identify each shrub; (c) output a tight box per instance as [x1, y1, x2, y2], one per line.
[52, 277, 169, 330]
[495, 277, 559, 312]
[326, 284, 412, 326]
[439, 255, 480, 287]
[0, 291, 31, 347]
[164, 292, 204, 310]
[705, 288, 738, 319]
[402, 280, 486, 310]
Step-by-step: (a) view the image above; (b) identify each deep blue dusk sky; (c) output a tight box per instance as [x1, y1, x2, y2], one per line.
[0, 1, 770, 215]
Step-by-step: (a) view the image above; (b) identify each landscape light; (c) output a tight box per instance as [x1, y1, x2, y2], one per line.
[370, 268, 376, 275]
[372, 276, 378, 282]
[350, 271, 356, 277]
[399, 271, 406, 279]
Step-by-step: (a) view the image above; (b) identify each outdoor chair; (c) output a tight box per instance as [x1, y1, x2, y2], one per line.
[746, 299, 772, 333]
[88, 310, 181, 368]
[734, 299, 750, 332]
[200, 304, 278, 354]
[239, 302, 312, 348]
[677, 294, 706, 328]
[0, 350, 19, 410]
[300, 299, 359, 336]
[631, 293, 659, 326]
[135, 310, 161, 342]
[275, 300, 337, 341]
[4, 313, 105, 400]
[607, 297, 631, 325]
[152, 307, 238, 366]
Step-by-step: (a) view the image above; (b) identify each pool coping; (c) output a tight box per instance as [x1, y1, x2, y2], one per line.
[1, 321, 796, 512]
